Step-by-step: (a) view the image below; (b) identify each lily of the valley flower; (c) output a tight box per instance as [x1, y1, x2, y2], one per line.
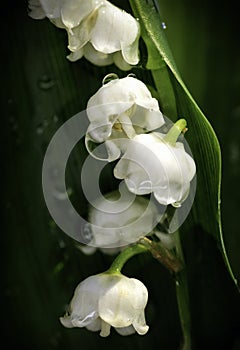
[86, 76, 165, 161]
[28, 0, 140, 70]
[60, 272, 149, 337]
[114, 132, 196, 207]
[84, 189, 160, 249]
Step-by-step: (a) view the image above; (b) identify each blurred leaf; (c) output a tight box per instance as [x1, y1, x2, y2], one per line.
[129, 0, 238, 287]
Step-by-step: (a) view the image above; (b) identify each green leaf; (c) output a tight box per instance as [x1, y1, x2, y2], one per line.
[129, 0, 238, 287]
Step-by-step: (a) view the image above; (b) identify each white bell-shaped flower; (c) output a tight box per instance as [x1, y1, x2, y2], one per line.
[86, 76, 165, 161]
[114, 132, 196, 207]
[84, 189, 160, 249]
[60, 273, 149, 337]
[28, 0, 140, 70]
[28, 0, 102, 26]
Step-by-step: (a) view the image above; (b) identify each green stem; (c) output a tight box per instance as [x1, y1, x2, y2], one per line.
[164, 118, 187, 144]
[106, 244, 148, 274]
[175, 231, 191, 350]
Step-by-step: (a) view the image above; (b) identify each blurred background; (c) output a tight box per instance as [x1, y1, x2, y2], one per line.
[2, 0, 240, 349]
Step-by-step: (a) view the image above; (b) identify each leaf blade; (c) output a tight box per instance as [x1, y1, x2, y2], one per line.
[130, 0, 238, 286]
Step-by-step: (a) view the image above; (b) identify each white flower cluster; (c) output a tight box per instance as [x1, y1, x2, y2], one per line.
[30, 0, 197, 339]
[28, 0, 140, 70]
[61, 75, 195, 338]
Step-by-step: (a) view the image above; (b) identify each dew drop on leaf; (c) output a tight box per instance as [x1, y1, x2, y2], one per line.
[161, 22, 167, 29]
[38, 74, 55, 90]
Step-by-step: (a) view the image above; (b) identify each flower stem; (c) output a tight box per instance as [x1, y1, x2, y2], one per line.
[164, 119, 187, 144]
[175, 230, 191, 350]
[107, 244, 148, 274]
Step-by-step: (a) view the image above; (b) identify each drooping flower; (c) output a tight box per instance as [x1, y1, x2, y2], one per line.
[82, 189, 161, 250]
[28, 0, 140, 70]
[113, 132, 196, 207]
[60, 272, 149, 337]
[86, 75, 165, 161]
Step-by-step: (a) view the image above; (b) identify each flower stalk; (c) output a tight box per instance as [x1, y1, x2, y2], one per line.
[164, 119, 187, 144]
[175, 230, 191, 350]
[107, 243, 148, 274]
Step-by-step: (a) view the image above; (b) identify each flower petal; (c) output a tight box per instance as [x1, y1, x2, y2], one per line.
[61, 0, 103, 29]
[88, 189, 160, 248]
[132, 311, 149, 335]
[131, 106, 164, 131]
[38, 0, 61, 19]
[84, 43, 114, 67]
[121, 22, 140, 65]
[115, 325, 136, 336]
[62, 275, 104, 325]
[71, 311, 98, 327]
[76, 244, 97, 255]
[50, 17, 65, 28]
[98, 277, 136, 328]
[100, 320, 111, 337]
[90, 2, 139, 56]
[59, 315, 74, 328]
[67, 17, 94, 52]
[28, 0, 46, 19]
[113, 51, 132, 71]
[86, 317, 102, 332]
[67, 48, 84, 62]
[99, 275, 148, 329]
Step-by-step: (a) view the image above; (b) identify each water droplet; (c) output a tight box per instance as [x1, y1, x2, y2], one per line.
[43, 119, 49, 127]
[38, 74, 55, 90]
[36, 123, 44, 135]
[172, 201, 181, 208]
[102, 73, 119, 85]
[53, 114, 59, 123]
[161, 22, 167, 30]
[176, 280, 179, 286]
[58, 239, 66, 248]
[127, 73, 137, 79]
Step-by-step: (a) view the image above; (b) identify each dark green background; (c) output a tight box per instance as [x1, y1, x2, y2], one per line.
[2, 1, 240, 349]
